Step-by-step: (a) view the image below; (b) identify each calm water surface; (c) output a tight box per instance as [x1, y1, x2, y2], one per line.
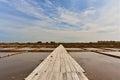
[70, 52, 120, 80]
[0, 52, 49, 80]
[1, 51, 120, 80]
[0, 52, 15, 56]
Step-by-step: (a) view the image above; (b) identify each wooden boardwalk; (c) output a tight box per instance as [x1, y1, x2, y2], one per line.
[25, 45, 88, 80]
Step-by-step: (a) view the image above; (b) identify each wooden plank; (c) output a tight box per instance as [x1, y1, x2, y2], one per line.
[77, 72, 89, 80]
[64, 53, 76, 72]
[67, 53, 85, 72]
[63, 52, 71, 72]
[71, 72, 79, 80]
[60, 51, 66, 72]
[25, 45, 88, 80]
[60, 72, 63, 80]
[66, 72, 73, 80]
[53, 51, 60, 72]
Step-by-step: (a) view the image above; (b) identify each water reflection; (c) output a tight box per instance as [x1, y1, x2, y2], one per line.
[0, 52, 49, 80]
[70, 52, 120, 80]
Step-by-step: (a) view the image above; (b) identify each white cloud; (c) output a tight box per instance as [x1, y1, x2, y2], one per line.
[45, 0, 53, 7]
[58, 8, 81, 24]
[83, 9, 96, 16]
[0, 0, 120, 42]
[10, 0, 48, 19]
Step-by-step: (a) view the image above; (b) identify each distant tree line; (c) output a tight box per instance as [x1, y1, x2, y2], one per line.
[0, 41, 120, 48]
[97, 41, 120, 43]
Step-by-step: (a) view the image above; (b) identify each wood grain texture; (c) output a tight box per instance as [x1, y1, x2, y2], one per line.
[25, 45, 88, 80]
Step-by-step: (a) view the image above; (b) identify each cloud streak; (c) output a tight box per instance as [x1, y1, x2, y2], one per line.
[0, 0, 120, 42]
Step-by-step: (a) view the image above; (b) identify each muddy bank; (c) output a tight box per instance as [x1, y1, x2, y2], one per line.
[0, 52, 49, 80]
[70, 52, 120, 80]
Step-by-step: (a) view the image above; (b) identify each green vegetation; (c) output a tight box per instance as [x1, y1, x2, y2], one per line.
[0, 41, 120, 48]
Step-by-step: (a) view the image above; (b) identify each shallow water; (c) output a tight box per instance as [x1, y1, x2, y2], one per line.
[0, 52, 49, 80]
[103, 52, 120, 57]
[17, 47, 35, 50]
[1, 51, 120, 80]
[65, 48, 83, 50]
[0, 48, 15, 50]
[0, 52, 15, 56]
[70, 52, 120, 80]
[105, 48, 120, 51]
[84, 48, 102, 50]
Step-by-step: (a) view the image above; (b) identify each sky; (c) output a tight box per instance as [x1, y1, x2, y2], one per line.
[0, 0, 120, 42]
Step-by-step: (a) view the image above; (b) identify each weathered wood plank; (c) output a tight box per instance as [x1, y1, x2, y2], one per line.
[25, 45, 88, 80]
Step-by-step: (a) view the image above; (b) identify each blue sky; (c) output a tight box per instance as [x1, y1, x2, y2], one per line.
[0, 0, 120, 42]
